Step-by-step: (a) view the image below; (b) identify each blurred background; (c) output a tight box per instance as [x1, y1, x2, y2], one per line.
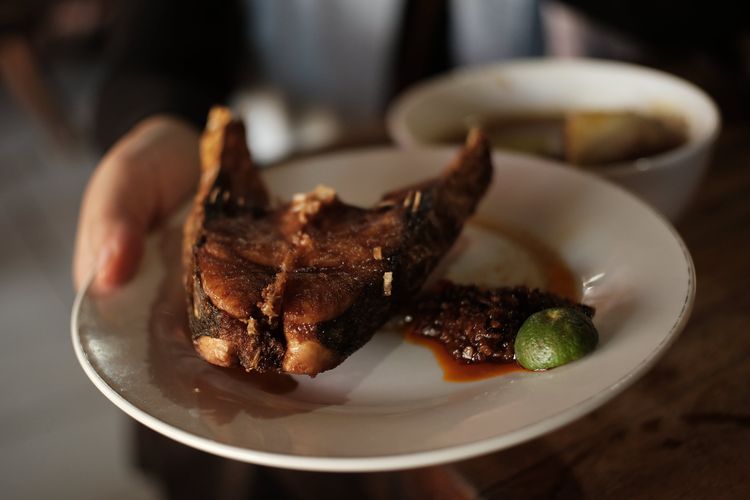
[0, 1, 748, 499]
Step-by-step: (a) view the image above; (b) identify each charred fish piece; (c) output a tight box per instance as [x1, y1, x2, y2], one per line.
[183, 107, 493, 375]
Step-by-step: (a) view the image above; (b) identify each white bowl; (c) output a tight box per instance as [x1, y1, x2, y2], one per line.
[387, 58, 720, 220]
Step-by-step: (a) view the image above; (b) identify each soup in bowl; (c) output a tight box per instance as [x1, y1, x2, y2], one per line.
[387, 59, 720, 221]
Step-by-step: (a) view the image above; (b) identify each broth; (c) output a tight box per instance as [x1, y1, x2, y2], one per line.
[436, 110, 687, 166]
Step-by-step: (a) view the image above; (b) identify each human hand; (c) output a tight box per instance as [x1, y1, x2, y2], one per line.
[73, 115, 200, 292]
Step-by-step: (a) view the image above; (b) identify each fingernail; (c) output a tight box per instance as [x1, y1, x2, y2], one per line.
[93, 241, 117, 292]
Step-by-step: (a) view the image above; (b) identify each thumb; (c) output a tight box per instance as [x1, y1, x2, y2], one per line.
[73, 159, 155, 294]
[73, 115, 200, 294]
[91, 220, 146, 294]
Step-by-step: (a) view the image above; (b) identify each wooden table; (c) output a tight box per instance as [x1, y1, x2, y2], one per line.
[135, 125, 750, 500]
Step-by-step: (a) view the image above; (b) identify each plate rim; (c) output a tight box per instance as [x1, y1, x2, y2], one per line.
[71, 147, 696, 472]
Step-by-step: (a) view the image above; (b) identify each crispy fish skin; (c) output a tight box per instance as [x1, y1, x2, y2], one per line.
[183, 107, 493, 375]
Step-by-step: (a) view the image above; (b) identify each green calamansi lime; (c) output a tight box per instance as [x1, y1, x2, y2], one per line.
[514, 307, 598, 371]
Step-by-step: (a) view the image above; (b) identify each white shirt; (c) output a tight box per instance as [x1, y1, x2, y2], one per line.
[246, 0, 543, 123]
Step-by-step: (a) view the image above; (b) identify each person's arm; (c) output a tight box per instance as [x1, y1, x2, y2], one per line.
[74, 0, 243, 292]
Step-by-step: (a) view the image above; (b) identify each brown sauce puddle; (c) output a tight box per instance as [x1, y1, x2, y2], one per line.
[405, 219, 580, 382]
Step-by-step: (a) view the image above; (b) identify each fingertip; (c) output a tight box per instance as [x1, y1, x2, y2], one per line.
[92, 225, 145, 294]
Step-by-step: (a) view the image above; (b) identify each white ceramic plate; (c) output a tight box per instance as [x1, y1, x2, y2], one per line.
[72, 148, 694, 472]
